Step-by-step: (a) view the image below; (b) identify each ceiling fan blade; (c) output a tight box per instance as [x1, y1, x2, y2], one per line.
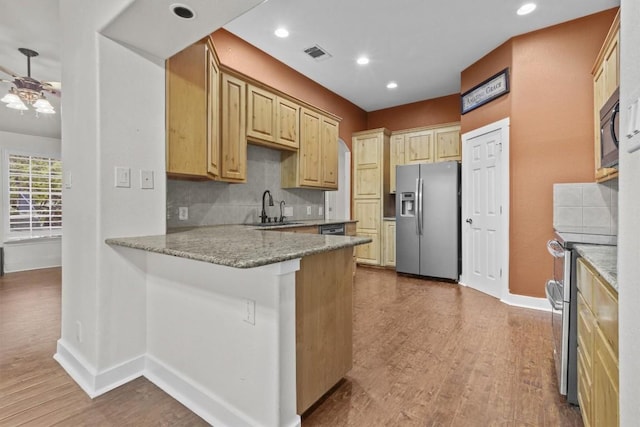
[42, 81, 62, 97]
[0, 64, 20, 79]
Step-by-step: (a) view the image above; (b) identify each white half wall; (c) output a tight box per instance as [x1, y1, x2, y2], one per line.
[618, 1, 640, 424]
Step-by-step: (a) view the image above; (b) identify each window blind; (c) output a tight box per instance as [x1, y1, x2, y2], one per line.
[7, 154, 62, 239]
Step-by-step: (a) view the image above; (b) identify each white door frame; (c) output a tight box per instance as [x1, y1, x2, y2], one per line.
[325, 139, 350, 220]
[460, 118, 510, 301]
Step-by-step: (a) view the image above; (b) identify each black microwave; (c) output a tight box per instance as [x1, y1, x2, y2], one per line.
[600, 87, 619, 168]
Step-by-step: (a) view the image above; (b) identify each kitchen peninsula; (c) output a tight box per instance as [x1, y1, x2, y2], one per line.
[106, 224, 369, 427]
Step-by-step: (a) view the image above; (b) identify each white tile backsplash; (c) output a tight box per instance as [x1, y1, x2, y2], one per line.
[553, 182, 618, 235]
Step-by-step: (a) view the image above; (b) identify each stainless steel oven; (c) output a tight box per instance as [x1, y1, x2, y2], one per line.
[545, 238, 576, 404]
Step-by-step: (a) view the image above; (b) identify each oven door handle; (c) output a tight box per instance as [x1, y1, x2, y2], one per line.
[545, 280, 564, 311]
[547, 239, 565, 258]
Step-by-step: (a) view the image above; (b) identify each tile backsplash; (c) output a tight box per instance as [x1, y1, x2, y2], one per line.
[167, 145, 325, 228]
[553, 181, 618, 235]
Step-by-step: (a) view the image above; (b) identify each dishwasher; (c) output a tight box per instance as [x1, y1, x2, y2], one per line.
[318, 223, 345, 235]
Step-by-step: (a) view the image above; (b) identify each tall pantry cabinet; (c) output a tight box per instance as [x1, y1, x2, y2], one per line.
[352, 129, 391, 265]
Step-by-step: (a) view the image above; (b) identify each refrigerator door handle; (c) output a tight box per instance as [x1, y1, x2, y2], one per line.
[415, 178, 420, 235]
[418, 178, 424, 235]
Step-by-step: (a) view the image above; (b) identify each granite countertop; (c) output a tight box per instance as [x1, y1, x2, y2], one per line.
[106, 224, 371, 269]
[573, 244, 618, 291]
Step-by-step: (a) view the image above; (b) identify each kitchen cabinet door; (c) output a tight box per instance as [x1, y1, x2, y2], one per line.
[592, 11, 619, 183]
[354, 231, 379, 265]
[405, 130, 434, 164]
[353, 133, 383, 199]
[166, 39, 216, 180]
[321, 116, 339, 189]
[220, 73, 247, 182]
[207, 46, 220, 177]
[277, 97, 300, 149]
[593, 327, 619, 427]
[389, 134, 405, 193]
[299, 108, 322, 187]
[383, 220, 396, 267]
[247, 84, 277, 144]
[434, 125, 461, 162]
[354, 199, 381, 265]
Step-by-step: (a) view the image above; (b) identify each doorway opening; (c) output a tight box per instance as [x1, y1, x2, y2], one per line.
[325, 139, 350, 220]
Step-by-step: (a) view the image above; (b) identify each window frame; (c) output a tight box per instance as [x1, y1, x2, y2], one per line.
[3, 149, 62, 242]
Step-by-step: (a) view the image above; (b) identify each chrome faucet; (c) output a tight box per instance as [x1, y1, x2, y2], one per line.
[279, 200, 286, 223]
[260, 190, 274, 223]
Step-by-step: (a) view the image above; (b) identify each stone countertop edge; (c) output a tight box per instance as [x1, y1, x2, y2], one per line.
[106, 225, 371, 269]
[573, 244, 618, 292]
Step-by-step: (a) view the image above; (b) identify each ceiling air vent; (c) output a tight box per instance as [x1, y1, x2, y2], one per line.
[303, 45, 332, 62]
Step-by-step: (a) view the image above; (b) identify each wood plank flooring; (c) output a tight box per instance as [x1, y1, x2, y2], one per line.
[0, 267, 582, 426]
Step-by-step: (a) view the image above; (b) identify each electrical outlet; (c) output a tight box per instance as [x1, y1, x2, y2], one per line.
[243, 299, 255, 325]
[306, 206, 312, 215]
[140, 170, 154, 189]
[284, 206, 293, 217]
[178, 207, 188, 220]
[318, 206, 323, 216]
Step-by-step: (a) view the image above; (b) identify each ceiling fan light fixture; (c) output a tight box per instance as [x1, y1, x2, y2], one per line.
[36, 107, 55, 114]
[33, 98, 52, 109]
[7, 101, 28, 111]
[1, 93, 21, 104]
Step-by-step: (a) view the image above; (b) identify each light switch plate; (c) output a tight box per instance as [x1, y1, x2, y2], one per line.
[64, 171, 72, 189]
[115, 167, 130, 188]
[284, 206, 293, 217]
[140, 170, 154, 189]
[178, 207, 188, 220]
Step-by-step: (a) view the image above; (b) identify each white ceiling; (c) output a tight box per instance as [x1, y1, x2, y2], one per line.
[0, 0, 620, 139]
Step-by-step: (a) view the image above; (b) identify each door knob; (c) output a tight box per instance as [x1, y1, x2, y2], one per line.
[465, 218, 473, 224]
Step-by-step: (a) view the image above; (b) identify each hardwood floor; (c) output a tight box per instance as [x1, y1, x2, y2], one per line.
[0, 267, 582, 426]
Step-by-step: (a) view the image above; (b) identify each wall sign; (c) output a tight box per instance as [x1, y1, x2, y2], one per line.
[461, 68, 510, 115]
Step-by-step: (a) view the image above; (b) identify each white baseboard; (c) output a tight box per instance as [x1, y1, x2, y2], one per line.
[54, 339, 144, 398]
[144, 355, 279, 427]
[501, 292, 551, 312]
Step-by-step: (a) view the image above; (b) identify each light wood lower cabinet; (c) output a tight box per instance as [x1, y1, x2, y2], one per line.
[353, 199, 381, 265]
[577, 257, 618, 427]
[296, 246, 353, 414]
[383, 220, 396, 267]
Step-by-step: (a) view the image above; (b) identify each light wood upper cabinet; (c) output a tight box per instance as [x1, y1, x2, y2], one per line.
[389, 123, 460, 192]
[321, 116, 339, 188]
[593, 10, 619, 183]
[220, 73, 247, 182]
[281, 108, 340, 190]
[247, 85, 277, 143]
[577, 257, 618, 427]
[435, 126, 461, 162]
[247, 84, 300, 150]
[166, 39, 220, 180]
[389, 134, 405, 193]
[277, 97, 300, 149]
[353, 132, 384, 199]
[406, 130, 434, 164]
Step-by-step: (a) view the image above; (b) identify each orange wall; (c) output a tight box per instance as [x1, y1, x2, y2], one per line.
[461, 9, 617, 298]
[211, 29, 367, 149]
[367, 94, 460, 130]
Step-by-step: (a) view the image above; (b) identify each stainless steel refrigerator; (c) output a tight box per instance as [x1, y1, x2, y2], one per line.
[395, 161, 460, 280]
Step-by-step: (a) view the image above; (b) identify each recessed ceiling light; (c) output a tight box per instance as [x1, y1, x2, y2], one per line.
[274, 28, 289, 38]
[517, 3, 536, 15]
[387, 82, 398, 89]
[170, 3, 196, 20]
[357, 56, 370, 65]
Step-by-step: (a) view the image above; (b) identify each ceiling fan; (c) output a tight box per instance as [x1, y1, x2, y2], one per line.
[0, 48, 61, 114]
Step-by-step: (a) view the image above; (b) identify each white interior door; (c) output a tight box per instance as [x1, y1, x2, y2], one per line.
[461, 119, 509, 299]
[325, 139, 350, 220]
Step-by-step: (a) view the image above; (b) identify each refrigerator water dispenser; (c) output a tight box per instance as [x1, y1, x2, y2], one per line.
[401, 192, 416, 217]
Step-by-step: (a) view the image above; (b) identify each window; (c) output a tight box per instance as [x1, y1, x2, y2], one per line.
[6, 153, 62, 240]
